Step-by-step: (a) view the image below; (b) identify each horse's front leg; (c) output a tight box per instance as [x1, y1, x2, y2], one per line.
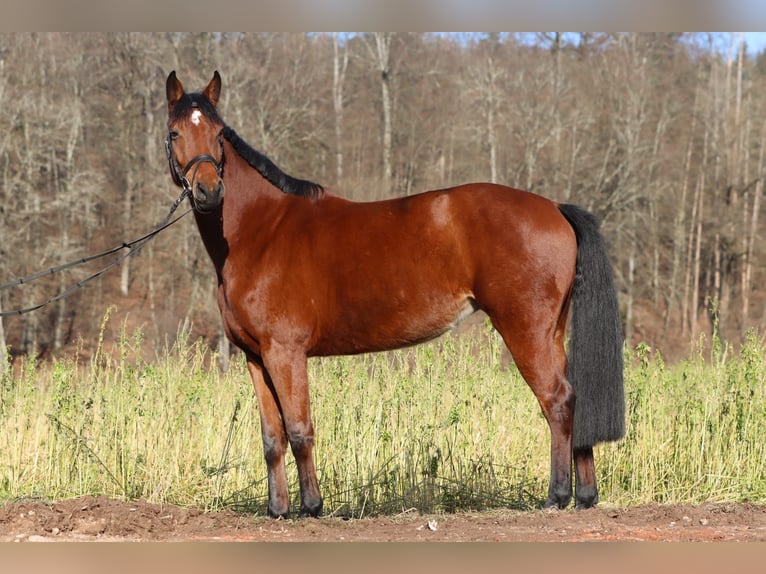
[262, 343, 323, 518]
[246, 355, 291, 518]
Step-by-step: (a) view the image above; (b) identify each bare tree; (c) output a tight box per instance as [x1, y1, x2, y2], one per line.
[332, 33, 349, 186]
[1, 32, 766, 362]
[362, 33, 394, 193]
[0, 45, 9, 371]
[668, 66, 703, 338]
[741, 119, 765, 326]
[463, 34, 506, 184]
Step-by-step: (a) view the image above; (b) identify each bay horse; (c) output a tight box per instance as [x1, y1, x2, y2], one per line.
[165, 70, 624, 518]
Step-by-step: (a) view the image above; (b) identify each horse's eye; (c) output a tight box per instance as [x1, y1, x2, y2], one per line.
[169, 130, 180, 140]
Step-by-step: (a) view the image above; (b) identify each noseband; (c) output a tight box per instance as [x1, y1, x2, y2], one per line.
[165, 129, 224, 193]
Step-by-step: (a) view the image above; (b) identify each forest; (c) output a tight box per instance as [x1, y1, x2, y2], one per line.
[1, 32, 766, 368]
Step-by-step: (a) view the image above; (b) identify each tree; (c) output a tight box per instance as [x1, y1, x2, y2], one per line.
[465, 33, 505, 184]
[332, 33, 349, 186]
[2, 32, 766, 362]
[362, 33, 394, 194]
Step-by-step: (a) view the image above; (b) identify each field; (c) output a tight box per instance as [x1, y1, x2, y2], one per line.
[0, 312, 764, 540]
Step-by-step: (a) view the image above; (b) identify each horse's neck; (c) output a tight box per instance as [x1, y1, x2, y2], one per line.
[194, 153, 285, 274]
[223, 151, 288, 228]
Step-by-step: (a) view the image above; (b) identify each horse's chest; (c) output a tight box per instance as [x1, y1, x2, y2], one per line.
[217, 281, 268, 354]
[218, 275, 311, 353]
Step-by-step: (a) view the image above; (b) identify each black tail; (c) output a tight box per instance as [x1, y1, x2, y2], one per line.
[558, 204, 625, 448]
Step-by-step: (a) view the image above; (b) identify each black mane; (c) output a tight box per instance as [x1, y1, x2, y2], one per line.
[222, 125, 324, 199]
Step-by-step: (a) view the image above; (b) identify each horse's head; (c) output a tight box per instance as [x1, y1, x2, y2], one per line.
[165, 71, 225, 215]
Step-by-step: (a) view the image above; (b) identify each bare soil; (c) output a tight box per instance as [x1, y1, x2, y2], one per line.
[0, 496, 764, 542]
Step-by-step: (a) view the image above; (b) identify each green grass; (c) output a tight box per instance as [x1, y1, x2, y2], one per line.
[0, 315, 764, 516]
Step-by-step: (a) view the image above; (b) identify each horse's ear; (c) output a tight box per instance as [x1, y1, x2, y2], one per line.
[166, 70, 184, 111]
[203, 71, 221, 107]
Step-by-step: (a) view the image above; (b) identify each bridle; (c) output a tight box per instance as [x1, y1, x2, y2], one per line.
[165, 125, 225, 195]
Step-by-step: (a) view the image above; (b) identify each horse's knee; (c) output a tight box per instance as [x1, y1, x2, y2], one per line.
[262, 433, 287, 466]
[288, 427, 315, 456]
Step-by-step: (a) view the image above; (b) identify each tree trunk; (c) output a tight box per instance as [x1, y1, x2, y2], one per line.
[691, 180, 704, 339]
[120, 168, 134, 297]
[625, 235, 636, 344]
[742, 120, 766, 328]
[668, 74, 701, 337]
[0, 297, 7, 376]
[332, 33, 348, 186]
[371, 33, 393, 193]
[686, 125, 708, 339]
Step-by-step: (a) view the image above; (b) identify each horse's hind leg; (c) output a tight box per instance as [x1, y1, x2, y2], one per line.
[574, 446, 599, 508]
[491, 314, 575, 509]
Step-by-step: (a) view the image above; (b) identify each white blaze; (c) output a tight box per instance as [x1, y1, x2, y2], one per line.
[191, 110, 202, 126]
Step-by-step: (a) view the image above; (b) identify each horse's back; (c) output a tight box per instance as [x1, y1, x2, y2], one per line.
[320, 182, 572, 250]
[383, 182, 578, 283]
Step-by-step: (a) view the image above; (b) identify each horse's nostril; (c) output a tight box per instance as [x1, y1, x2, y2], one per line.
[196, 181, 223, 198]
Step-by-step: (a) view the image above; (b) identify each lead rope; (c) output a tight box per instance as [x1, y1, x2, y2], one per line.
[0, 189, 191, 317]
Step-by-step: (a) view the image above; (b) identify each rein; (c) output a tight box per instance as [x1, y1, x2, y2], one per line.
[0, 189, 192, 317]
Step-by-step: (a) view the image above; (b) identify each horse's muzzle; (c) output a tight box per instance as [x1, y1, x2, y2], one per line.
[193, 180, 224, 214]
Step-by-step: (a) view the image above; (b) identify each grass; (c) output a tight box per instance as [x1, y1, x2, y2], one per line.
[0, 314, 764, 516]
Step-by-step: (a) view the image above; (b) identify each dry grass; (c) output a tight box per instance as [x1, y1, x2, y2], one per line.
[0, 315, 763, 516]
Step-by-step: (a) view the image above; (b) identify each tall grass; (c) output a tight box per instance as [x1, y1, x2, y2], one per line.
[600, 330, 766, 505]
[0, 315, 763, 516]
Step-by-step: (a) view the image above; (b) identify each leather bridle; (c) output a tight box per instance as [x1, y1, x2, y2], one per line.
[165, 127, 224, 194]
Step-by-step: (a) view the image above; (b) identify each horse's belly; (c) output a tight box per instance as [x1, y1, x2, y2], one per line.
[311, 294, 479, 356]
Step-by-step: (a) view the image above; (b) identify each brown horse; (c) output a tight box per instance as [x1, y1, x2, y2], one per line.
[165, 70, 624, 518]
